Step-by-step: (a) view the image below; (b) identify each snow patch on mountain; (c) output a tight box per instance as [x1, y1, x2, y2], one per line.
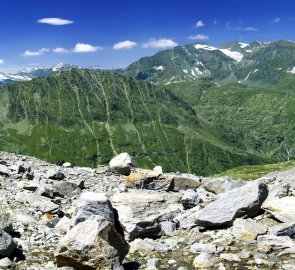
[195, 44, 217, 51]
[153, 66, 164, 71]
[219, 49, 244, 62]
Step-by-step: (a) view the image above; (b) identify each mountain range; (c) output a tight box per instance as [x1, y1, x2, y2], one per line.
[0, 40, 295, 175]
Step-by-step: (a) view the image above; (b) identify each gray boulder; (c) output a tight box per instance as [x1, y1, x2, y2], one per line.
[55, 218, 129, 270]
[111, 191, 182, 240]
[180, 189, 200, 209]
[109, 152, 137, 175]
[0, 230, 17, 258]
[71, 192, 114, 227]
[196, 181, 268, 228]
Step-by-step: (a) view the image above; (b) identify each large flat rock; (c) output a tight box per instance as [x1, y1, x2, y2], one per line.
[196, 181, 268, 228]
[111, 191, 182, 240]
[262, 196, 295, 223]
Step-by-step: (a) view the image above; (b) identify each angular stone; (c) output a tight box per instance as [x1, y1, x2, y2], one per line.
[46, 169, 65, 180]
[129, 238, 171, 253]
[181, 189, 200, 209]
[0, 165, 11, 177]
[0, 257, 12, 269]
[220, 253, 241, 262]
[109, 152, 137, 175]
[124, 169, 164, 190]
[268, 223, 295, 239]
[111, 191, 182, 240]
[55, 218, 129, 270]
[160, 221, 176, 236]
[193, 253, 214, 268]
[262, 196, 295, 223]
[71, 192, 114, 227]
[202, 177, 245, 194]
[168, 174, 202, 192]
[0, 212, 13, 234]
[53, 181, 80, 198]
[190, 243, 216, 254]
[0, 230, 17, 257]
[17, 180, 39, 191]
[174, 206, 200, 230]
[257, 235, 295, 253]
[55, 217, 71, 234]
[153, 166, 163, 174]
[196, 181, 268, 228]
[15, 192, 59, 213]
[231, 218, 268, 241]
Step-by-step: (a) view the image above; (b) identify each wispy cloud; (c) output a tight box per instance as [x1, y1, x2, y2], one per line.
[143, 39, 178, 49]
[196, 20, 205, 28]
[37, 17, 74, 26]
[0, 59, 4, 64]
[188, 34, 209, 40]
[52, 47, 71, 54]
[73, 43, 103, 53]
[113, 40, 138, 50]
[273, 17, 281, 23]
[226, 23, 259, 32]
[213, 20, 217, 25]
[23, 48, 49, 57]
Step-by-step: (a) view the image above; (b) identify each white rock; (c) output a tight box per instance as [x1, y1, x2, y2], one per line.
[109, 152, 137, 175]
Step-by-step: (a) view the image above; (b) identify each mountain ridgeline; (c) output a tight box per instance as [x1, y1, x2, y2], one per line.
[0, 69, 263, 175]
[1, 40, 295, 175]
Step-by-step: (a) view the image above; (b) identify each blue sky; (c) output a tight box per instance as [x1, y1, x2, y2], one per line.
[0, 0, 294, 72]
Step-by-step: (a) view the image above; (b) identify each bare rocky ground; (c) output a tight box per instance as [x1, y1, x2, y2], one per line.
[1, 151, 295, 270]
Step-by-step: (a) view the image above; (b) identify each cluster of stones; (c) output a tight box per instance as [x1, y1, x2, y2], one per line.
[1, 151, 295, 269]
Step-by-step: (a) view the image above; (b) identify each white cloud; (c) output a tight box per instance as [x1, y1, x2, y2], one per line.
[213, 20, 217, 25]
[73, 43, 103, 53]
[53, 47, 71, 54]
[188, 34, 209, 40]
[0, 59, 4, 64]
[196, 20, 205, 28]
[143, 39, 178, 49]
[226, 23, 259, 32]
[273, 17, 281, 23]
[37, 17, 74, 26]
[113, 40, 138, 50]
[23, 48, 49, 57]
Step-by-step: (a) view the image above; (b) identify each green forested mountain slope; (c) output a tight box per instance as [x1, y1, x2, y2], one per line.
[0, 69, 262, 175]
[165, 79, 295, 164]
[124, 40, 295, 88]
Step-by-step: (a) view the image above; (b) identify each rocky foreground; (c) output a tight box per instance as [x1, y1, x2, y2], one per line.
[1, 152, 295, 270]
